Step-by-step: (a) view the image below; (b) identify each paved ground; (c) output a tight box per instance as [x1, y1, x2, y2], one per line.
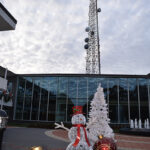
[2, 127, 68, 150]
[1, 127, 150, 150]
[51, 130, 150, 150]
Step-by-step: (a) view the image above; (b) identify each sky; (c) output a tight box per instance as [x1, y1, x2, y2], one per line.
[0, 0, 150, 75]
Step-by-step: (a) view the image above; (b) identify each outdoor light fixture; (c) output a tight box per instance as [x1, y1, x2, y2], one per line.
[30, 146, 43, 150]
[85, 38, 89, 43]
[0, 110, 8, 129]
[0, 117, 2, 124]
[85, 27, 90, 32]
[97, 8, 101, 12]
[84, 44, 89, 49]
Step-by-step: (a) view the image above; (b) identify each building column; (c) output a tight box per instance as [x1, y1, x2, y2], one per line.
[127, 78, 130, 124]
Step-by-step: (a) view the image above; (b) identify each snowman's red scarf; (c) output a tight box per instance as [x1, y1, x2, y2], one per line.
[72, 124, 90, 147]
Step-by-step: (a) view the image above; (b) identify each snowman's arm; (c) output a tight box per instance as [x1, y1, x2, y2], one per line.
[55, 122, 70, 131]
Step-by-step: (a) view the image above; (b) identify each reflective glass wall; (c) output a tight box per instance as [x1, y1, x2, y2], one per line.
[14, 76, 150, 124]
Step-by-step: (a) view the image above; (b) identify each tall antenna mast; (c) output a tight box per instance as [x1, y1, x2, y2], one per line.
[84, 0, 101, 74]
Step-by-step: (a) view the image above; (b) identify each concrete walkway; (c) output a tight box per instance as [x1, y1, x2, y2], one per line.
[48, 129, 150, 150]
[2, 127, 69, 150]
[2, 127, 150, 150]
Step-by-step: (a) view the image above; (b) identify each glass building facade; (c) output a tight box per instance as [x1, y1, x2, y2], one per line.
[14, 74, 150, 124]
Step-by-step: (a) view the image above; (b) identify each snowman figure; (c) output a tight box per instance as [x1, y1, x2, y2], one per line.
[55, 106, 92, 150]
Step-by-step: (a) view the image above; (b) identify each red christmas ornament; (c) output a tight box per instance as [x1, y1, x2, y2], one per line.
[72, 106, 83, 115]
[3, 90, 7, 95]
[93, 135, 117, 150]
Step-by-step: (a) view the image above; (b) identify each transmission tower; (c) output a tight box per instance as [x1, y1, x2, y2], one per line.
[84, 0, 101, 74]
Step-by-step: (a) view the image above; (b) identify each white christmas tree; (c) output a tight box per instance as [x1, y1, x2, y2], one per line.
[87, 84, 114, 144]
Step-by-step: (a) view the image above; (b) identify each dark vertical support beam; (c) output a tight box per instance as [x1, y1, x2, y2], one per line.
[87, 77, 89, 119]
[46, 81, 50, 121]
[55, 77, 59, 122]
[127, 78, 130, 124]
[38, 79, 42, 121]
[148, 79, 150, 120]
[30, 80, 34, 120]
[65, 77, 68, 122]
[22, 79, 26, 120]
[13, 76, 19, 120]
[107, 79, 109, 118]
[137, 79, 141, 119]
[118, 79, 120, 123]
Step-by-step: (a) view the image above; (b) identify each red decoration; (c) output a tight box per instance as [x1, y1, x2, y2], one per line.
[3, 90, 7, 95]
[72, 106, 83, 115]
[72, 124, 90, 147]
[93, 136, 117, 150]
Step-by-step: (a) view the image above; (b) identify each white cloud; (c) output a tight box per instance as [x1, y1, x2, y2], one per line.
[0, 0, 150, 75]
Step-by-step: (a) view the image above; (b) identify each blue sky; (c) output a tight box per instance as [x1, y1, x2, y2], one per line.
[0, 0, 150, 74]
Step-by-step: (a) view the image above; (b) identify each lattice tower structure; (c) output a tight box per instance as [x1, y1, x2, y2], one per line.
[86, 0, 101, 74]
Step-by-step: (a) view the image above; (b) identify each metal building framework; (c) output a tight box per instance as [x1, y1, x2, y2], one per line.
[85, 0, 101, 74]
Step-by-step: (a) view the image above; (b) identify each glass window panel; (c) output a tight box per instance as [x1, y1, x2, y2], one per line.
[119, 78, 128, 123]
[7, 82, 13, 92]
[49, 77, 57, 95]
[48, 96, 56, 121]
[16, 77, 25, 120]
[138, 78, 149, 121]
[31, 78, 41, 120]
[108, 78, 118, 123]
[68, 77, 77, 99]
[78, 77, 87, 99]
[39, 79, 48, 120]
[48, 77, 57, 121]
[17, 78, 25, 97]
[88, 78, 98, 101]
[23, 78, 33, 120]
[78, 98, 87, 118]
[56, 97, 67, 122]
[67, 98, 76, 122]
[58, 77, 67, 97]
[56, 77, 67, 122]
[128, 78, 139, 120]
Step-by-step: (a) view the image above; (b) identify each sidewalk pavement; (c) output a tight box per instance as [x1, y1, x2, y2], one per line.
[45, 129, 150, 150]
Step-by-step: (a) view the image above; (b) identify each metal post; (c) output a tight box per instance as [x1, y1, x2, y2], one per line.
[1, 68, 8, 110]
[1, 97, 3, 110]
[4, 68, 7, 79]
